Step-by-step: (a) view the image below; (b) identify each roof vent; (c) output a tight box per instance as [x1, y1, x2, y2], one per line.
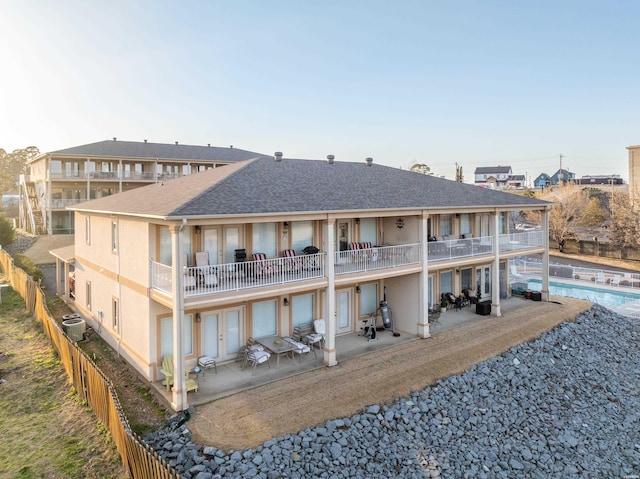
[327, 154, 335, 164]
[274, 151, 283, 162]
[208, 143, 210, 147]
[175, 141, 179, 145]
[144, 139, 147, 143]
[365, 157, 373, 166]
[113, 137, 117, 141]
[230, 145, 233, 148]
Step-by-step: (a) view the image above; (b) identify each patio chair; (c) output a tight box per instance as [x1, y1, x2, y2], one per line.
[160, 354, 174, 392]
[282, 249, 302, 272]
[185, 370, 198, 393]
[183, 254, 196, 290]
[252, 253, 272, 276]
[308, 319, 326, 350]
[595, 272, 605, 284]
[241, 345, 271, 375]
[446, 293, 463, 311]
[611, 274, 621, 287]
[282, 336, 312, 361]
[195, 251, 218, 287]
[509, 264, 522, 278]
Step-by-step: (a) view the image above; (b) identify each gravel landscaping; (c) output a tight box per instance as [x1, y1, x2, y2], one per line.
[145, 304, 640, 478]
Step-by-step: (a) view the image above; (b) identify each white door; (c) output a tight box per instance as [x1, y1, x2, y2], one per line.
[201, 307, 243, 362]
[203, 227, 219, 265]
[336, 289, 353, 334]
[476, 265, 492, 300]
[223, 226, 241, 264]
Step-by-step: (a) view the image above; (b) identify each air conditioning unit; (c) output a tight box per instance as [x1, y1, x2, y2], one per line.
[62, 317, 86, 341]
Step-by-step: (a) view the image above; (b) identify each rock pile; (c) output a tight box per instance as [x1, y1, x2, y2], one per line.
[145, 305, 639, 478]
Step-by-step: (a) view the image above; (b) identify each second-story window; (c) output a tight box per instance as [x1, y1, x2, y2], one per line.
[460, 214, 471, 236]
[440, 215, 452, 236]
[111, 220, 118, 252]
[85, 217, 91, 244]
[359, 218, 377, 245]
[252, 223, 277, 257]
[291, 221, 313, 254]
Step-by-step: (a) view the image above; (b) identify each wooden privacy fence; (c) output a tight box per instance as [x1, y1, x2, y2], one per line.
[0, 248, 179, 479]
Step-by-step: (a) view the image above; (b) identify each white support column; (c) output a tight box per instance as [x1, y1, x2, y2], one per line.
[541, 209, 550, 301]
[491, 211, 502, 316]
[170, 223, 187, 411]
[418, 213, 430, 338]
[323, 219, 337, 367]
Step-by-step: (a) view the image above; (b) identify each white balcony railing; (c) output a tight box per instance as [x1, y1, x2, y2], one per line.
[427, 236, 494, 261]
[150, 231, 545, 297]
[498, 230, 544, 251]
[334, 243, 421, 275]
[151, 253, 325, 297]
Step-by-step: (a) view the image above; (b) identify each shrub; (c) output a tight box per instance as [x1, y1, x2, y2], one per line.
[0, 215, 15, 247]
[12, 253, 43, 282]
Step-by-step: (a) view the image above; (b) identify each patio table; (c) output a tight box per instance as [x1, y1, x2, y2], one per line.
[255, 336, 296, 369]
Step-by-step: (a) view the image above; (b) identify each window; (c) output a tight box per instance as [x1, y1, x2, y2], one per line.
[291, 221, 313, 254]
[85, 217, 91, 244]
[86, 281, 91, 311]
[252, 299, 277, 338]
[159, 226, 171, 265]
[291, 294, 314, 329]
[112, 298, 119, 329]
[440, 270, 453, 295]
[159, 314, 194, 358]
[461, 268, 473, 291]
[111, 220, 118, 252]
[359, 218, 377, 244]
[359, 283, 378, 316]
[252, 223, 277, 257]
[460, 214, 471, 236]
[440, 215, 452, 236]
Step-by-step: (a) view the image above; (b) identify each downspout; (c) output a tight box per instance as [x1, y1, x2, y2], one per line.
[170, 218, 188, 413]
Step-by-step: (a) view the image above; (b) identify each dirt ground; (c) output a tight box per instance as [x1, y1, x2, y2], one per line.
[189, 296, 592, 451]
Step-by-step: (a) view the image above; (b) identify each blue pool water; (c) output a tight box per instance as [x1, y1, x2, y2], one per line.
[527, 279, 640, 307]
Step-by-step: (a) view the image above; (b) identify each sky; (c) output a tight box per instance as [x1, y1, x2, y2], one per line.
[1, 0, 639, 184]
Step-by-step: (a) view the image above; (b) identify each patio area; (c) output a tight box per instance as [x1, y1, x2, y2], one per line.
[153, 296, 532, 407]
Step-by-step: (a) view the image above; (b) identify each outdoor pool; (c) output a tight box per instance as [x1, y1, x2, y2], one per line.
[526, 279, 640, 307]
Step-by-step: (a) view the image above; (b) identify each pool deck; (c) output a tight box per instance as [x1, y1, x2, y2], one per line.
[519, 273, 640, 319]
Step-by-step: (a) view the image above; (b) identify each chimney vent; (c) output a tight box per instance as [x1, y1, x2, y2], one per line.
[144, 139, 147, 143]
[365, 157, 373, 166]
[208, 143, 210, 147]
[175, 141, 179, 145]
[113, 137, 117, 141]
[327, 154, 335, 164]
[274, 151, 283, 162]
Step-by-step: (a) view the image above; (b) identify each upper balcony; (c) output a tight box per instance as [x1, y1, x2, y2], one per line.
[150, 231, 544, 298]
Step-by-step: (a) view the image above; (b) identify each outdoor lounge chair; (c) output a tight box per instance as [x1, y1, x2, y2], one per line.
[195, 251, 218, 287]
[183, 255, 197, 290]
[611, 274, 621, 287]
[252, 253, 272, 276]
[282, 249, 302, 272]
[595, 272, 605, 284]
[282, 336, 312, 360]
[160, 354, 174, 392]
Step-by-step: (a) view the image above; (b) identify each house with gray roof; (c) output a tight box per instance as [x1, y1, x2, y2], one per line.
[66, 154, 553, 411]
[18, 138, 266, 235]
[474, 166, 513, 189]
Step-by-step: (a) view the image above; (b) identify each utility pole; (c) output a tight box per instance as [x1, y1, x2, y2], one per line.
[559, 154, 563, 180]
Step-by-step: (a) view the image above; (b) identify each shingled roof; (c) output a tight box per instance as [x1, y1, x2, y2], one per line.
[71, 157, 551, 219]
[39, 139, 265, 163]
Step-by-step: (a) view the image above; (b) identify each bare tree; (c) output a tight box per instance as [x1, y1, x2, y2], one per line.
[608, 190, 640, 249]
[540, 185, 588, 252]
